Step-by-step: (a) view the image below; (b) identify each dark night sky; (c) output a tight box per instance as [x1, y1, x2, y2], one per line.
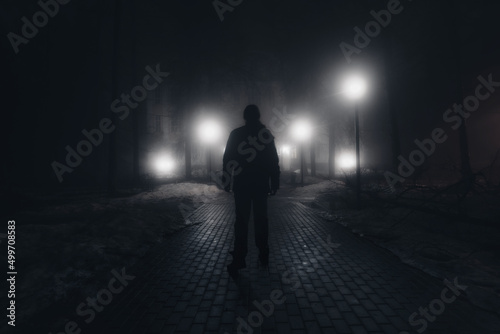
[2, 0, 500, 188]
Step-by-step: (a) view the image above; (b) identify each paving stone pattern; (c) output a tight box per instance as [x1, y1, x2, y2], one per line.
[86, 196, 485, 334]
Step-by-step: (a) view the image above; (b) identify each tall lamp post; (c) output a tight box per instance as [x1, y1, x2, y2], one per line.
[291, 120, 312, 187]
[198, 119, 221, 183]
[343, 75, 367, 205]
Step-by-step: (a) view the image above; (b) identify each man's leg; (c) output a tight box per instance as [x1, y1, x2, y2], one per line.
[252, 192, 269, 265]
[231, 191, 252, 268]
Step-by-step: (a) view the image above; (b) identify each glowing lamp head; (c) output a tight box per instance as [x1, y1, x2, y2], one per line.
[291, 120, 312, 142]
[198, 120, 221, 144]
[338, 153, 356, 169]
[154, 155, 175, 174]
[281, 145, 291, 155]
[343, 75, 367, 100]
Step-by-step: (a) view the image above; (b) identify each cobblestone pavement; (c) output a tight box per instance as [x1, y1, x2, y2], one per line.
[83, 193, 491, 334]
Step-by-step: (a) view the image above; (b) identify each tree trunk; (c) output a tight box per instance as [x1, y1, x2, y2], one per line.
[382, 24, 401, 172]
[130, 1, 140, 186]
[310, 141, 316, 177]
[329, 119, 335, 179]
[108, 0, 121, 193]
[185, 131, 192, 179]
[449, 0, 473, 182]
[182, 71, 193, 180]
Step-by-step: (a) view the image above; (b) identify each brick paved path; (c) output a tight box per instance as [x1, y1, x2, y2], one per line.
[85, 194, 489, 334]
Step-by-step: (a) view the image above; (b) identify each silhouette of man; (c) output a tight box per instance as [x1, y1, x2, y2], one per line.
[223, 104, 280, 273]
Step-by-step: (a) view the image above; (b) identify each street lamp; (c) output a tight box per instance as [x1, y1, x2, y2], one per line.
[343, 75, 367, 205]
[291, 119, 312, 186]
[343, 76, 367, 100]
[154, 155, 175, 174]
[197, 119, 222, 182]
[338, 152, 356, 170]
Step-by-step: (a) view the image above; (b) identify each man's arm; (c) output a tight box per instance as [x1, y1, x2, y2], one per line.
[269, 140, 280, 195]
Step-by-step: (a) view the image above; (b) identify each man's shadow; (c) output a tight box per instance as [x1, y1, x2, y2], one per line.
[228, 265, 269, 305]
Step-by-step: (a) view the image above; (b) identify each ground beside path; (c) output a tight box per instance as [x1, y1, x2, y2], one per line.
[75, 190, 492, 334]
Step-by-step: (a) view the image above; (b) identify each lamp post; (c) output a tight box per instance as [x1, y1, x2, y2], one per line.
[291, 120, 312, 187]
[354, 104, 361, 203]
[198, 119, 221, 183]
[343, 75, 367, 206]
[207, 148, 212, 182]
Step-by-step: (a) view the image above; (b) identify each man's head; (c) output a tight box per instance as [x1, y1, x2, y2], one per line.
[243, 104, 260, 123]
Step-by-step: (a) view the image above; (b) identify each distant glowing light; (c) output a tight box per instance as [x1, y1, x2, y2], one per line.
[343, 75, 367, 100]
[154, 155, 175, 173]
[198, 120, 222, 144]
[338, 153, 356, 169]
[291, 120, 312, 141]
[282, 145, 291, 155]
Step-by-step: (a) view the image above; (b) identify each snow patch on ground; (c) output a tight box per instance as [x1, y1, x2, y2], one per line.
[10, 182, 226, 328]
[303, 179, 500, 319]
